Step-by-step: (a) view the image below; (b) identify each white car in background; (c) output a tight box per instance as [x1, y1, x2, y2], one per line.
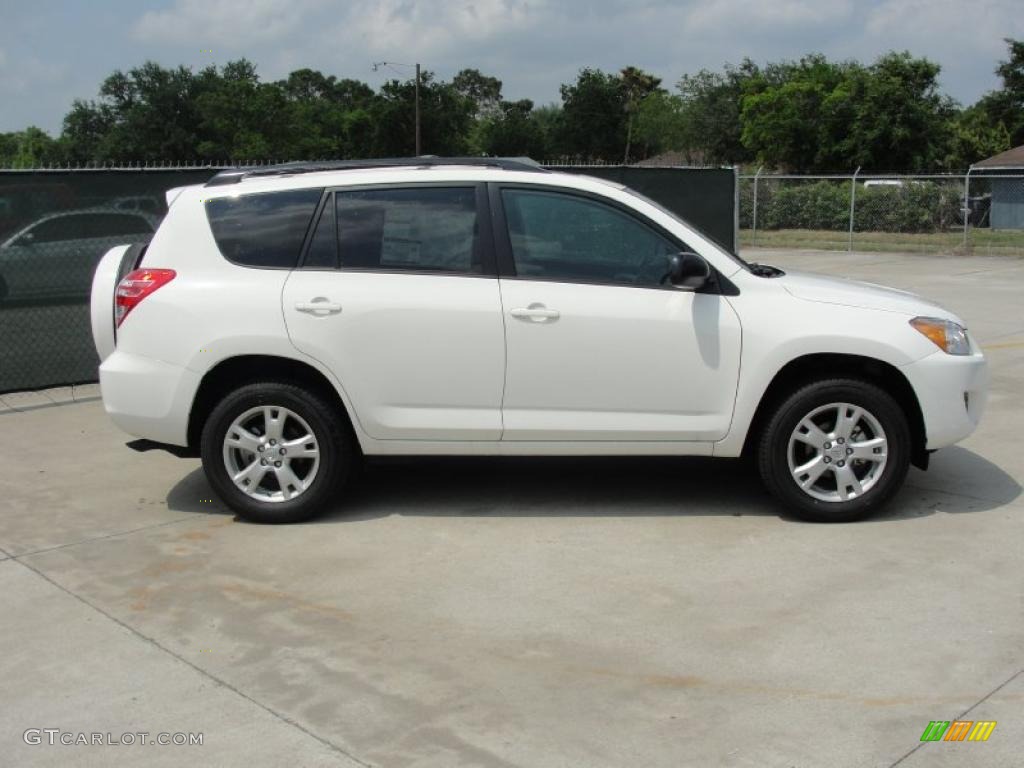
[91, 158, 988, 524]
[2, 208, 157, 302]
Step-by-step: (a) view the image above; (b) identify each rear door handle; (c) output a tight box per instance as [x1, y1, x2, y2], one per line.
[295, 298, 342, 315]
[510, 304, 560, 322]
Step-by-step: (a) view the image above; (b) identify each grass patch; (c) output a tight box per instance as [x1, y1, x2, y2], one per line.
[739, 228, 1024, 256]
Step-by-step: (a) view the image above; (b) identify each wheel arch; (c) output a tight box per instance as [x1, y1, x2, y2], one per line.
[740, 352, 928, 469]
[187, 354, 358, 452]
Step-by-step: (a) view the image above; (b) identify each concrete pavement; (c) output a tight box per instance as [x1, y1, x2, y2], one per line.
[0, 249, 1022, 767]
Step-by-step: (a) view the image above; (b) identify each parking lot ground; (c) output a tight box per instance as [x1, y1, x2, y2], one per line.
[1, 249, 1022, 767]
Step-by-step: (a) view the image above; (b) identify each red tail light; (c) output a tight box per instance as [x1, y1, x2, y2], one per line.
[115, 268, 176, 327]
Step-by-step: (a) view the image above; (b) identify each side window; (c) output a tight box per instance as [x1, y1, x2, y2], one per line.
[84, 214, 153, 238]
[501, 189, 678, 286]
[206, 188, 322, 268]
[334, 187, 481, 273]
[26, 215, 80, 243]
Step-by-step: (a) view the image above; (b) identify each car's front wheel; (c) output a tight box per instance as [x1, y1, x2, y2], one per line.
[200, 382, 353, 523]
[758, 378, 911, 522]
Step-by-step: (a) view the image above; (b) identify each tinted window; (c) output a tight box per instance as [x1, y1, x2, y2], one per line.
[501, 189, 678, 286]
[27, 215, 81, 243]
[334, 187, 480, 273]
[303, 195, 338, 269]
[206, 188, 322, 267]
[84, 213, 153, 237]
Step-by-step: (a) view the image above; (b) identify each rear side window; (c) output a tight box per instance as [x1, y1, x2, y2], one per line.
[329, 187, 481, 273]
[206, 188, 322, 268]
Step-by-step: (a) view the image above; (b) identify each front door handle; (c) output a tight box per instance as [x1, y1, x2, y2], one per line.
[295, 298, 342, 315]
[510, 304, 560, 323]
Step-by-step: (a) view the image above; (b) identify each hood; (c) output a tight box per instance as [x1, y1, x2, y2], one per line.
[779, 269, 959, 320]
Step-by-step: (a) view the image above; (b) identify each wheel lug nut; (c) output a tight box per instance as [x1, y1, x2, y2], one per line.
[257, 445, 264, 452]
[279, 448, 286, 455]
[823, 456, 831, 463]
[837, 437, 845, 444]
[260, 458, 267, 466]
[824, 442, 832, 449]
[837, 460, 845, 467]
[846, 448, 853, 455]
[274, 461, 282, 468]
[269, 439, 277, 446]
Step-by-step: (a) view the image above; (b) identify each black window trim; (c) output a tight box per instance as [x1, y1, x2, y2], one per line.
[488, 182, 737, 295]
[296, 181, 498, 279]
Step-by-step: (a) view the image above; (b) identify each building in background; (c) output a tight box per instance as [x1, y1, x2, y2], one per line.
[976, 145, 1024, 230]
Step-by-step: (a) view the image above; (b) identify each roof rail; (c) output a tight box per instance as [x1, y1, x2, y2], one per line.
[205, 156, 547, 186]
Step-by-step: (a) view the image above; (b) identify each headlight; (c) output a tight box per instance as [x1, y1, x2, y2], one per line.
[910, 317, 971, 355]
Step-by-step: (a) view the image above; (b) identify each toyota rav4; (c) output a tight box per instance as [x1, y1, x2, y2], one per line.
[90, 158, 988, 524]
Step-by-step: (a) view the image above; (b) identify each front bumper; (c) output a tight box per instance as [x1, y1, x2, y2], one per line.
[99, 350, 200, 447]
[899, 346, 988, 450]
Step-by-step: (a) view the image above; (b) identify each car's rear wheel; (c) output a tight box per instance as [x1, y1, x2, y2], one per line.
[200, 382, 353, 523]
[758, 378, 911, 522]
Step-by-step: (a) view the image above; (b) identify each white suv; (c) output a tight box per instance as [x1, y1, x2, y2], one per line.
[90, 158, 988, 524]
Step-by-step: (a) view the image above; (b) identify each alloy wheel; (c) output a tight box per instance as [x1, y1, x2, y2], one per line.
[222, 405, 320, 503]
[787, 402, 888, 503]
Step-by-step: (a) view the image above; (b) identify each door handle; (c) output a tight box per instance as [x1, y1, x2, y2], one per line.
[510, 304, 560, 322]
[295, 298, 342, 315]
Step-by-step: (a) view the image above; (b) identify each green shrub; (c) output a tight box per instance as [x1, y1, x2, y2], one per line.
[747, 179, 961, 233]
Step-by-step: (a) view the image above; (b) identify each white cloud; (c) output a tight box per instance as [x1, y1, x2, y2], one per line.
[329, 0, 547, 57]
[686, 0, 854, 30]
[131, 0, 332, 45]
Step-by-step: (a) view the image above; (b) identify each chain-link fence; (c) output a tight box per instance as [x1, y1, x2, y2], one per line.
[739, 171, 1024, 256]
[0, 163, 737, 394]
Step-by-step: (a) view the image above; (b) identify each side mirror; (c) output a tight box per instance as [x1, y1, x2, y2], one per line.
[661, 251, 710, 290]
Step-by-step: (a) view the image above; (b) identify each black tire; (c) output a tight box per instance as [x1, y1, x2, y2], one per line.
[757, 378, 911, 523]
[200, 381, 353, 524]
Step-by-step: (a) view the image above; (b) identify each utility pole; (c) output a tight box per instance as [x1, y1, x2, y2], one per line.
[415, 63, 421, 156]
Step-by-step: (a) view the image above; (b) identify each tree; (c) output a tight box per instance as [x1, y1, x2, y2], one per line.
[620, 66, 663, 162]
[838, 52, 956, 170]
[739, 52, 955, 171]
[452, 68, 503, 118]
[478, 99, 546, 158]
[945, 104, 1011, 168]
[675, 61, 762, 165]
[370, 72, 475, 156]
[193, 60, 292, 161]
[632, 92, 687, 160]
[556, 68, 627, 160]
[739, 55, 860, 171]
[0, 127, 62, 166]
[277, 70, 377, 159]
[973, 38, 1024, 149]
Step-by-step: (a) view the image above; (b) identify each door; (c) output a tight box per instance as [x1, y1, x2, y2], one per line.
[283, 184, 506, 441]
[495, 186, 742, 442]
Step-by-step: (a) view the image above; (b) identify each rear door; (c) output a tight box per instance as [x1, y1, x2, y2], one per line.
[283, 183, 506, 441]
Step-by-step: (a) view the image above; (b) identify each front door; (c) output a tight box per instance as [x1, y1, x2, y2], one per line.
[495, 186, 741, 442]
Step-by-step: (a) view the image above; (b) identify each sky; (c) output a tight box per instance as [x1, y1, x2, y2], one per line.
[1, 0, 1022, 134]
